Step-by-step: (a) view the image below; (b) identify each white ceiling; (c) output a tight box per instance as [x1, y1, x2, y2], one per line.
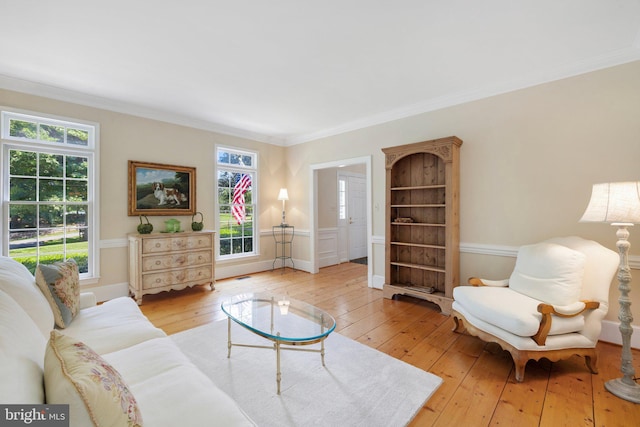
[1, 1, 639, 146]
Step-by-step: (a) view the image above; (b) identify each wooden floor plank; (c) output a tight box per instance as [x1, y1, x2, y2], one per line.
[137, 263, 640, 426]
[433, 347, 513, 427]
[489, 358, 549, 427]
[408, 333, 488, 426]
[591, 341, 640, 427]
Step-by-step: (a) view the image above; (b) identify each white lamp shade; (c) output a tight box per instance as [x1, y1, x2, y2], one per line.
[580, 182, 640, 224]
[278, 188, 289, 201]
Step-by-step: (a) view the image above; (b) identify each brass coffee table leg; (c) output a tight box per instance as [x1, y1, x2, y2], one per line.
[276, 334, 282, 394]
[227, 317, 232, 358]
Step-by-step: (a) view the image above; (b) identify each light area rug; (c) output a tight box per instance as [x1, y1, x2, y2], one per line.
[171, 319, 442, 427]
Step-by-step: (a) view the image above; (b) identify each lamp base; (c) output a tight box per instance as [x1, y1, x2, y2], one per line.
[605, 378, 640, 403]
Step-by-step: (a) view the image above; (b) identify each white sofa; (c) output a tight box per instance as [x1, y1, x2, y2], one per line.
[0, 256, 255, 426]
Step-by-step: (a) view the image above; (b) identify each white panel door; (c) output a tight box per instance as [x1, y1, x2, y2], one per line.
[348, 175, 367, 260]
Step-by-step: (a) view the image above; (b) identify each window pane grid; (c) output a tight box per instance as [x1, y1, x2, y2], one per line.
[217, 147, 257, 259]
[3, 110, 95, 277]
[3, 112, 93, 148]
[8, 146, 89, 273]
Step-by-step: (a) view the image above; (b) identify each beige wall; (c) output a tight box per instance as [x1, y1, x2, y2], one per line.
[1, 60, 639, 328]
[0, 89, 286, 286]
[317, 169, 338, 228]
[285, 60, 640, 325]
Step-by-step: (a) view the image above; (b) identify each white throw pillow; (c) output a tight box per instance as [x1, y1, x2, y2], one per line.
[0, 289, 47, 403]
[0, 256, 54, 336]
[44, 331, 143, 427]
[509, 242, 586, 306]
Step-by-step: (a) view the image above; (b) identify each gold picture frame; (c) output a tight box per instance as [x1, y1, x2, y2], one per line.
[128, 160, 196, 216]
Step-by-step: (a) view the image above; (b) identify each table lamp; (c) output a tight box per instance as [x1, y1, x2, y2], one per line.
[278, 188, 289, 226]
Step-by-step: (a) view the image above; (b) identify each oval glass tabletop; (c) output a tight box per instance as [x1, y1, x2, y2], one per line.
[221, 292, 336, 343]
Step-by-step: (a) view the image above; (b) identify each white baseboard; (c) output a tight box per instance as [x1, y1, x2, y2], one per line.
[599, 320, 640, 349]
[372, 274, 384, 290]
[205, 258, 313, 281]
[85, 259, 314, 303]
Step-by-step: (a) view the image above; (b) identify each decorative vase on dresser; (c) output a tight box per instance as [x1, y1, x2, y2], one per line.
[128, 230, 215, 305]
[382, 136, 462, 315]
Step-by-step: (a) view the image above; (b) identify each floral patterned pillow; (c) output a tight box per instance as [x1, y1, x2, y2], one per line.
[44, 331, 143, 427]
[35, 259, 80, 328]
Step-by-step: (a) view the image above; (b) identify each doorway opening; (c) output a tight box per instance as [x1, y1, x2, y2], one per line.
[309, 156, 372, 287]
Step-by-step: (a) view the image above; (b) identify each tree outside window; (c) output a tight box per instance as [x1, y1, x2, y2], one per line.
[2, 111, 96, 276]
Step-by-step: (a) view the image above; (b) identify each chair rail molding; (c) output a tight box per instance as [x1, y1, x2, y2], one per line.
[460, 242, 640, 269]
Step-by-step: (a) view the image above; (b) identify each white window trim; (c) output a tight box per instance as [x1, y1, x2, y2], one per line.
[215, 145, 259, 261]
[0, 108, 100, 284]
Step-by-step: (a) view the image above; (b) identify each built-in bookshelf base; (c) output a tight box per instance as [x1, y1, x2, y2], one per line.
[382, 284, 453, 315]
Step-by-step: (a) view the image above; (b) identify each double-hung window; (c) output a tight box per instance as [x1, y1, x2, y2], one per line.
[216, 147, 257, 259]
[1, 110, 98, 279]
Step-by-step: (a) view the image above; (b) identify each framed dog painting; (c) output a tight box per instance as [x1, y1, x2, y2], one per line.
[128, 161, 196, 216]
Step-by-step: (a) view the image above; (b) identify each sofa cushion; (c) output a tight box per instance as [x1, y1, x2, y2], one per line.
[509, 242, 586, 307]
[453, 286, 585, 338]
[44, 331, 143, 427]
[62, 296, 166, 354]
[0, 256, 54, 336]
[0, 289, 47, 404]
[35, 259, 80, 328]
[103, 337, 255, 426]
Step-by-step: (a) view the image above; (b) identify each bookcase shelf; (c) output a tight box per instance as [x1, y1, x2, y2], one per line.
[382, 136, 462, 315]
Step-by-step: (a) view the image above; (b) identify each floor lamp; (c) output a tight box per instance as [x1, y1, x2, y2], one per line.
[580, 181, 640, 403]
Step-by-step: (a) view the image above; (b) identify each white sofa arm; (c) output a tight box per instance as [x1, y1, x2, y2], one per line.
[79, 292, 97, 309]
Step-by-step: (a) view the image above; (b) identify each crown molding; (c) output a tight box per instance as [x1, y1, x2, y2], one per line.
[2, 47, 639, 148]
[0, 74, 284, 145]
[284, 47, 640, 146]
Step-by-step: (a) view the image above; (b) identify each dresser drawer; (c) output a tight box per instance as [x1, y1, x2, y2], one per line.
[142, 234, 213, 254]
[129, 230, 215, 304]
[142, 250, 212, 272]
[142, 266, 213, 290]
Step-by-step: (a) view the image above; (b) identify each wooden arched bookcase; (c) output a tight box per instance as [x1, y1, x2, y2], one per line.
[382, 136, 462, 315]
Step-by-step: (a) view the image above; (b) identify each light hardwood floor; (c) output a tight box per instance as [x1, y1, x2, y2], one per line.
[138, 263, 640, 426]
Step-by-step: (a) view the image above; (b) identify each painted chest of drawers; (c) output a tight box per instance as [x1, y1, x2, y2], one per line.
[128, 230, 215, 304]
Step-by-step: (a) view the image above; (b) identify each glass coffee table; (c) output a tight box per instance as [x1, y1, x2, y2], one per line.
[221, 293, 336, 394]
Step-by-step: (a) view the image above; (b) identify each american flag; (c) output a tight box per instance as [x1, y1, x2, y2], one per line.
[232, 173, 251, 224]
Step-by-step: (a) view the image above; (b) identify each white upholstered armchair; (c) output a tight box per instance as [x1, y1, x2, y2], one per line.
[452, 236, 619, 382]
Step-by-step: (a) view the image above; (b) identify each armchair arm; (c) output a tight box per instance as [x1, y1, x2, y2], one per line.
[468, 277, 509, 287]
[532, 300, 600, 346]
